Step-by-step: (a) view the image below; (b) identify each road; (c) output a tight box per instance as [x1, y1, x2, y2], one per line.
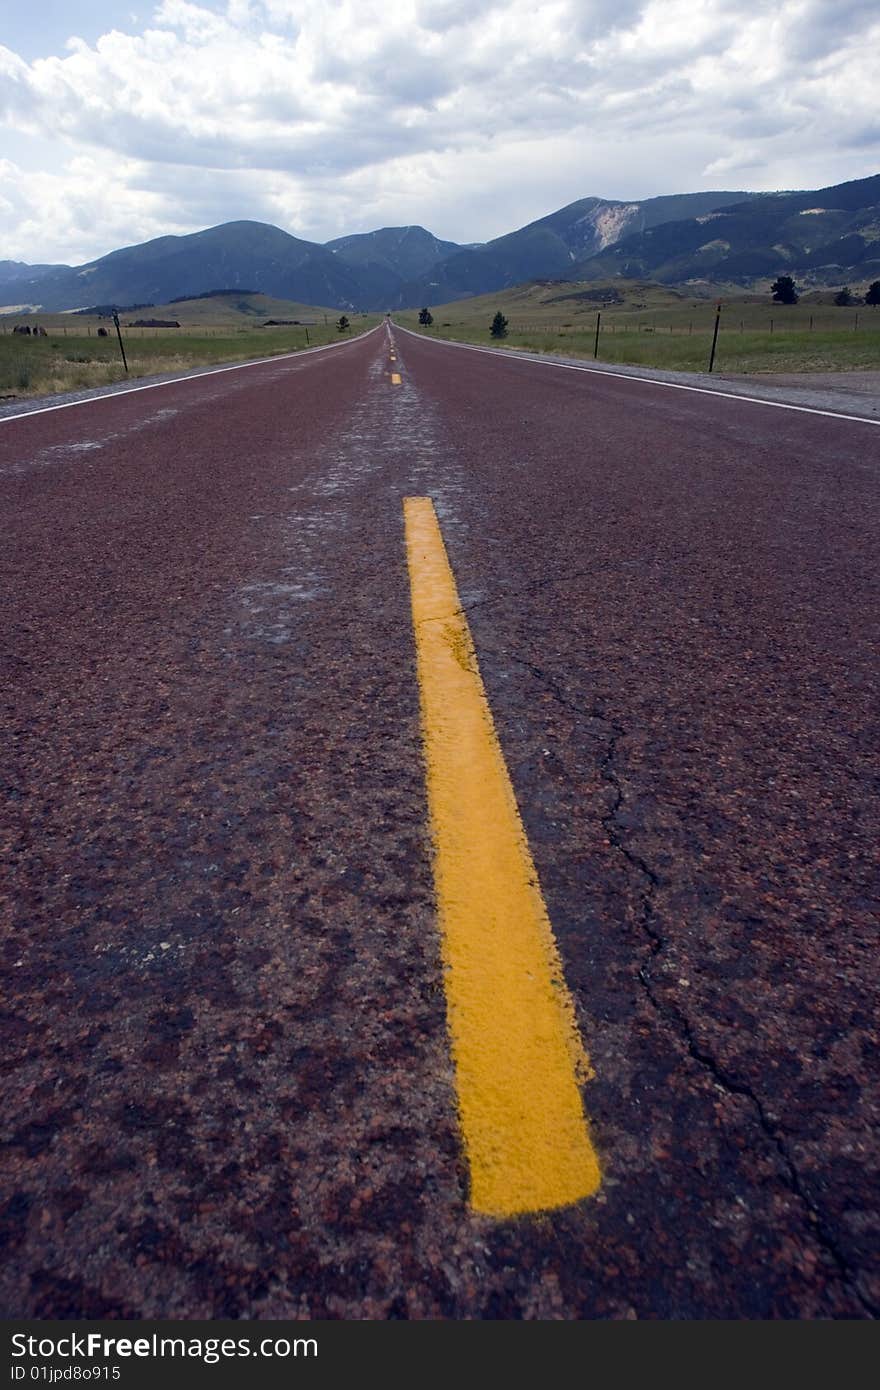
[1, 323, 878, 1319]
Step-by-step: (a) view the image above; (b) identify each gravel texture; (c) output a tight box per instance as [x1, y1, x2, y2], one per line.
[2, 324, 877, 1318]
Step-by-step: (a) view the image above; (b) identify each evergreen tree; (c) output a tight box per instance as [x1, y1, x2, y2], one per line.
[418, 307, 434, 326]
[834, 288, 853, 306]
[490, 310, 508, 338]
[770, 275, 798, 304]
[337, 315, 350, 332]
[865, 280, 880, 306]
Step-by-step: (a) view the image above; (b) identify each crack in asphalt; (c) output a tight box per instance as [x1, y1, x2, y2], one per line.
[394, 341, 874, 1312]
[410, 571, 607, 641]
[454, 555, 668, 625]
[458, 567, 601, 619]
[476, 636, 877, 1318]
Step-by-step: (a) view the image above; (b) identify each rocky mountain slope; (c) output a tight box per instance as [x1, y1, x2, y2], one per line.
[397, 191, 754, 305]
[570, 175, 880, 288]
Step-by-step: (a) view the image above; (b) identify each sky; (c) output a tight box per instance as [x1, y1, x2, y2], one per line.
[0, 0, 878, 265]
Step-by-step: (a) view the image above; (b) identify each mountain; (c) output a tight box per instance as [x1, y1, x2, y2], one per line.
[325, 225, 466, 281]
[2, 177, 878, 314]
[570, 175, 880, 288]
[0, 221, 464, 314]
[319, 225, 469, 304]
[0, 259, 67, 283]
[396, 191, 756, 305]
[0, 222, 366, 314]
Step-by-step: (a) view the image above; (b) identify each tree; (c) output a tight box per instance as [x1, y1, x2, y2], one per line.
[418, 307, 434, 326]
[337, 315, 350, 332]
[770, 275, 798, 304]
[834, 287, 854, 306]
[490, 310, 508, 338]
[865, 280, 880, 306]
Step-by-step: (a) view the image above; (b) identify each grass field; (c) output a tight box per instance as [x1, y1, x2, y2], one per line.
[395, 280, 880, 374]
[5, 279, 878, 396]
[0, 293, 379, 399]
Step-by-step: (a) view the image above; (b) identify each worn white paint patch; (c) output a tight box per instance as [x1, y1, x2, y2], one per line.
[227, 329, 481, 655]
[0, 403, 178, 477]
[134, 407, 179, 429]
[233, 575, 328, 644]
[240, 580, 325, 603]
[49, 439, 104, 453]
[0, 434, 113, 477]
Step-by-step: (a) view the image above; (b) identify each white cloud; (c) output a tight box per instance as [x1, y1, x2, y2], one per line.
[0, 0, 878, 263]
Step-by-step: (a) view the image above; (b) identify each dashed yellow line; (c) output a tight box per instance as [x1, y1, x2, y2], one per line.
[391, 372, 402, 385]
[403, 496, 600, 1217]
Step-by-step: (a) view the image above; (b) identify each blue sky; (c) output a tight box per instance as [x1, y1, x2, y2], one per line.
[1, 1, 878, 266]
[3, 3, 125, 59]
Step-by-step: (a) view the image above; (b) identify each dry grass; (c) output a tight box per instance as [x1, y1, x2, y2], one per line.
[396, 280, 880, 375]
[0, 310, 379, 400]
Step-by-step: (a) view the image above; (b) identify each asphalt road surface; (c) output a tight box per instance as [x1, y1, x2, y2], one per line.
[2, 324, 878, 1319]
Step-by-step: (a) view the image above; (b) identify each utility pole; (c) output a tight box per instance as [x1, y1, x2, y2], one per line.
[593, 312, 601, 359]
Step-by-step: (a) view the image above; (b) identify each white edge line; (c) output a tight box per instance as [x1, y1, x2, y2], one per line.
[394, 324, 880, 427]
[0, 322, 383, 425]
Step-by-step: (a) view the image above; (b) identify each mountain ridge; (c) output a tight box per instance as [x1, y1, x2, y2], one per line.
[2, 176, 878, 314]
[396, 190, 759, 305]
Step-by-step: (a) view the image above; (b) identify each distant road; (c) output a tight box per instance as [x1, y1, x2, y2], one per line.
[2, 321, 877, 1318]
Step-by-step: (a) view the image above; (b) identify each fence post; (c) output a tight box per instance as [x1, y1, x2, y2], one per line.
[112, 312, 129, 373]
[593, 312, 601, 359]
[707, 302, 722, 373]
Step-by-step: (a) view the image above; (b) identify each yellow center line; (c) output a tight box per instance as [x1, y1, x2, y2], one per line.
[391, 372, 402, 384]
[404, 496, 600, 1218]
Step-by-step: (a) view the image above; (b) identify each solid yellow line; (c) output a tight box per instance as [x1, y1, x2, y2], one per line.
[391, 372, 402, 384]
[404, 497, 600, 1217]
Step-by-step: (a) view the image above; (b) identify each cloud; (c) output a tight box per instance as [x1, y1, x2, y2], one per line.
[702, 148, 764, 178]
[0, 0, 878, 263]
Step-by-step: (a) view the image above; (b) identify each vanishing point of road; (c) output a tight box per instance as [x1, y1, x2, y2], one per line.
[1, 323, 878, 1318]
